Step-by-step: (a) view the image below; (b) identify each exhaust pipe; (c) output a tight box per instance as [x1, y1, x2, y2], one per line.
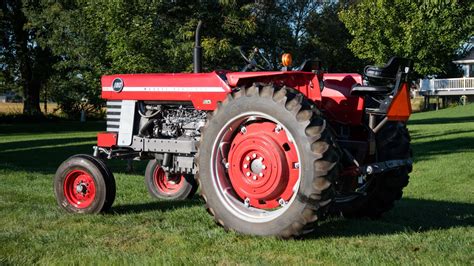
[193, 21, 203, 73]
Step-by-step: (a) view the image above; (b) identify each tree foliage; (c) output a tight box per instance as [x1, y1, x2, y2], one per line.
[303, 3, 367, 72]
[27, 1, 260, 117]
[339, 0, 474, 77]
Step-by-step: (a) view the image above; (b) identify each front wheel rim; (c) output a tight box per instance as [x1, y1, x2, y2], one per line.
[153, 167, 185, 194]
[210, 112, 301, 223]
[63, 169, 96, 208]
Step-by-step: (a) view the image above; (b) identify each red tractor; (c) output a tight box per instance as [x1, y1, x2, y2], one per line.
[54, 22, 413, 238]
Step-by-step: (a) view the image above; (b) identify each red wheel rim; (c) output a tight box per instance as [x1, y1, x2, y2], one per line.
[227, 121, 300, 209]
[63, 169, 96, 208]
[153, 166, 185, 195]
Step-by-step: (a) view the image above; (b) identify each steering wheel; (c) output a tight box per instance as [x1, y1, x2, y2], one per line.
[237, 46, 273, 71]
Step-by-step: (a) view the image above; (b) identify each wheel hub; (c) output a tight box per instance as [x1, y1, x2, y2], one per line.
[227, 122, 299, 209]
[250, 157, 264, 174]
[76, 183, 87, 194]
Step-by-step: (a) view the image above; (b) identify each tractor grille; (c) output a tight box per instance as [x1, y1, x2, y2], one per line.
[106, 100, 122, 132]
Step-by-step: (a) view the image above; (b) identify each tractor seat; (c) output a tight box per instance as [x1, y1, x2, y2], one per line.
[364, 56, 411, 80]
[351, 84, 392, 96]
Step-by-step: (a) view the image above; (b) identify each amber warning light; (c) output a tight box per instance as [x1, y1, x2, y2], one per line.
[282, 53, 292, 67]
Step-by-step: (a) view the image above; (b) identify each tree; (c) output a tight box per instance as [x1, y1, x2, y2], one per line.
[1, 0, 54, 116]
[302, 3, 367, 72]
[248, 1, 365, 72]
[339, 0, 474, 77]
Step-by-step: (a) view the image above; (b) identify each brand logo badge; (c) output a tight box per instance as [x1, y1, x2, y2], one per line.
[112, 78, 124, 92]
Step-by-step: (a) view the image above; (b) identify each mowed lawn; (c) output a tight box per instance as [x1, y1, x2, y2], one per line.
[1, 105, 473, 265]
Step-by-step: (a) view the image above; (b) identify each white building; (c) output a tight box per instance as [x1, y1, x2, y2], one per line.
[419, 49, 474, 109]
[453, 49, 474, 78]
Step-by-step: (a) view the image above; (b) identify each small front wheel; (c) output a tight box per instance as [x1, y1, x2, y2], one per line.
[54, 154, 116, 213]
[145, 160, 197, 200]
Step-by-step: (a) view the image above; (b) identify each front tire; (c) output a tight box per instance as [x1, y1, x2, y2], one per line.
[145, 160, 197, 200]
[198, 84, 340, 238]
[54, 154, 116, 214]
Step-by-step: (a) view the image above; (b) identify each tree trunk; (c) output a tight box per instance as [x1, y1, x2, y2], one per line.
[23, 79, 42, 116]
[44, 88, 48, 114]
[9, 0, 42, 116]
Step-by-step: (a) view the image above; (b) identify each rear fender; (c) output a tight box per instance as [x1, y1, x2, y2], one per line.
[320, 73, 364, 125]
[226, 71, 322, 102]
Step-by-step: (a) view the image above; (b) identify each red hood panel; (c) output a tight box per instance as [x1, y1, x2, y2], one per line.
[101, 72, 231, 110]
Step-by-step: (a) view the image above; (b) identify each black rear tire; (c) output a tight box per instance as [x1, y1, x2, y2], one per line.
[198, 84, 340, 238]
[54, 154, 116, 214]
[145, 160, 197, 200]
[334, 122, 411, 218]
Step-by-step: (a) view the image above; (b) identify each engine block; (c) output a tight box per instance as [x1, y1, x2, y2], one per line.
[153, 105, 206, 138]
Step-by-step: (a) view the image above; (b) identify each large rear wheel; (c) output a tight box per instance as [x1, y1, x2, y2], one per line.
[198, 84, 340, 238]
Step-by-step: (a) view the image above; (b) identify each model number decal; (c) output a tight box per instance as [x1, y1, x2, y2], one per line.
[112, 78, 124, 92]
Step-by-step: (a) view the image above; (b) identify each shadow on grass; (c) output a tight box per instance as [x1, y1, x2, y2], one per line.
[0, 142, 97, 174]
[0, 136, 95, 151]
[409, 116, 474, 125]
[411, 137, 474, 162]
[105, 196, 473, 239]
[110, 198, 203, 214]
[0, 121, 104, 135]
[309, 197, 474, 239]
[0, 137, 145, 175]
[410, 129, 474, 141]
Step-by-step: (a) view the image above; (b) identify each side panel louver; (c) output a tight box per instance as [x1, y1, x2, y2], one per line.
[106, 100, 122, 132]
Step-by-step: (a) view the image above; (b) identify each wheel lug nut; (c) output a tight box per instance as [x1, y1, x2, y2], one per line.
[259, 173, 263, 177]
[246, 156, 250, 161]
[246, 172, 251, 177]
[275, 124, 282, 133]
[252, 153, 257, 158]
[252, 175, 257, 180]
[243, 164, 248, 169]
[262, 165, 266, 169]
[244, 198, 250, 207]
[278, 198, 288, 206]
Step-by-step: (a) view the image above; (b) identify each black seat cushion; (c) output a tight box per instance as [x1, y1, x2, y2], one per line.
[364, 57, 411, 80]
[351, 85, 392, 96]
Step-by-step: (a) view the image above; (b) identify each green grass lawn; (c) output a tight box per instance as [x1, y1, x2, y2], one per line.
[1, 105, 473, 265]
